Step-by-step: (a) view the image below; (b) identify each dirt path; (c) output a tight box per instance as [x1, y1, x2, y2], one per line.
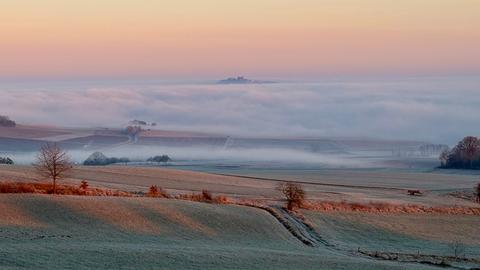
[274, 207, 330, 247]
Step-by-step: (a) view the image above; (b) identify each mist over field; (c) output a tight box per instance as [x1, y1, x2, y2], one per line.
[1, 77, 479, 144]
[7, 144, 373, 168]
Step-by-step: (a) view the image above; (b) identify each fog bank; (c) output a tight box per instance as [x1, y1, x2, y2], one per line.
[2, 77, 479, 144]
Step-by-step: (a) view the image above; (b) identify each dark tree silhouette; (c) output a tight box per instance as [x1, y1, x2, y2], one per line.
[440, 136, 480, 169]
[147, 155, 171, 164]
[33, 144, 73, 194]
[0, 157, 14, 165]
[83, 152, 129, 166]
[459, 136, 480, 168]
[0, 116, 16, 127]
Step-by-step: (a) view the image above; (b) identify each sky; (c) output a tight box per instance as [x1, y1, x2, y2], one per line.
[1, 0, 479, 80]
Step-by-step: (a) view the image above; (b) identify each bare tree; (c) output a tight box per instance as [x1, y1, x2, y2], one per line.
[279, 182, 306, 211]
[33, 143, 73, 194]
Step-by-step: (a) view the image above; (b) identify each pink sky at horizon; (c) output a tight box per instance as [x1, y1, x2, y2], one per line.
[1, 0, 479, 80]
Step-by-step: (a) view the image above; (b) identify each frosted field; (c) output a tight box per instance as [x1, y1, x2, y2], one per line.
[0, 194, 447, 270]
[0, 165, 479, 269]
[305, 211, 480, 257]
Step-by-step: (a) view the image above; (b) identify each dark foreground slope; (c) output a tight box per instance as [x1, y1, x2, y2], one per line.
[0, 194, 442, 270]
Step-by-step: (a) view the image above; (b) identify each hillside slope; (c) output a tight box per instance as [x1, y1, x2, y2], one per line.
[0, 194, 441, 270]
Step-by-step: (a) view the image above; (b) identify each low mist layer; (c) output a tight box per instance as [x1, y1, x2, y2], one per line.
[8, 145, 371, 168]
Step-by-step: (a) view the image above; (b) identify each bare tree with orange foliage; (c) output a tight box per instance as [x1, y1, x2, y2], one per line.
[279, 182, 305, 211]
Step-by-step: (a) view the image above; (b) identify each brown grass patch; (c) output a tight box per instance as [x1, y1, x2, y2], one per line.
[147, 185, 170, 198]
[303, 200, 480, 215]
[0, 181, 132, 197]
[176, 190, 231, 204]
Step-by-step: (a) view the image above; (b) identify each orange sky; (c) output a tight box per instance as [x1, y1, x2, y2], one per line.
[1, 0, 479, 79]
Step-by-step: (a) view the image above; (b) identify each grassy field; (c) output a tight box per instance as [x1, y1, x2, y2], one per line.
[0, 194, 448, 270]
[1, 165, 478, 207]
[304, 211, 480, 256]
[1, 165, 479, 269]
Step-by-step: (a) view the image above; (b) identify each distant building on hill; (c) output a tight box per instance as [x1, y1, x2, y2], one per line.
[217, 76, 275, 84]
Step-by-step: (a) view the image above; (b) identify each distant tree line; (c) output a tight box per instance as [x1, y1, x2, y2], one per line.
[82, 152, 171, 166]
[83, 152, 130, 166]
[440, 136, 480, 169]
[0, 116, 16, 127]
[419, 144, 449, 157]
[129, 119, 156, 126]
[147, 155, 171, 163]
[0, 157, 14, 165]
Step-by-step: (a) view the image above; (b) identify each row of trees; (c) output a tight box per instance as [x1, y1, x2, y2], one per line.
[82, 152, 171, 166]
[147, 155, 171, 163]
[83, 152, 130, 166]
[0, 157, 14, 165]
[419, 144, 449, 157]
[0, 116, 16, 127]
[440, 136, 480, 169]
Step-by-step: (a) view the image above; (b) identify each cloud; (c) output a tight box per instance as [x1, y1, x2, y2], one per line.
[1, 77, 479, 144]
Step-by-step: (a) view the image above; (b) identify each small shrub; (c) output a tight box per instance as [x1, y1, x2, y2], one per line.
[147, 185, 169, 198]
[80, 180, 89, 190]
[212, 195, 229, 204]
[148, 185, 159, 197]
[201, 189, 213, 201]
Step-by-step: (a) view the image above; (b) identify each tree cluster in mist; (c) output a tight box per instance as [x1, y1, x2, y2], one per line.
[440, 136, 480, 169]
[0, 156, 14, 165]
[0, 116, 16, 127]
[83, 152, 130, 166]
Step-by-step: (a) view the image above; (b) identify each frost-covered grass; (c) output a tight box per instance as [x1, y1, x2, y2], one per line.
[304, 211, 480, 258]
[0, 194, 441, 270]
